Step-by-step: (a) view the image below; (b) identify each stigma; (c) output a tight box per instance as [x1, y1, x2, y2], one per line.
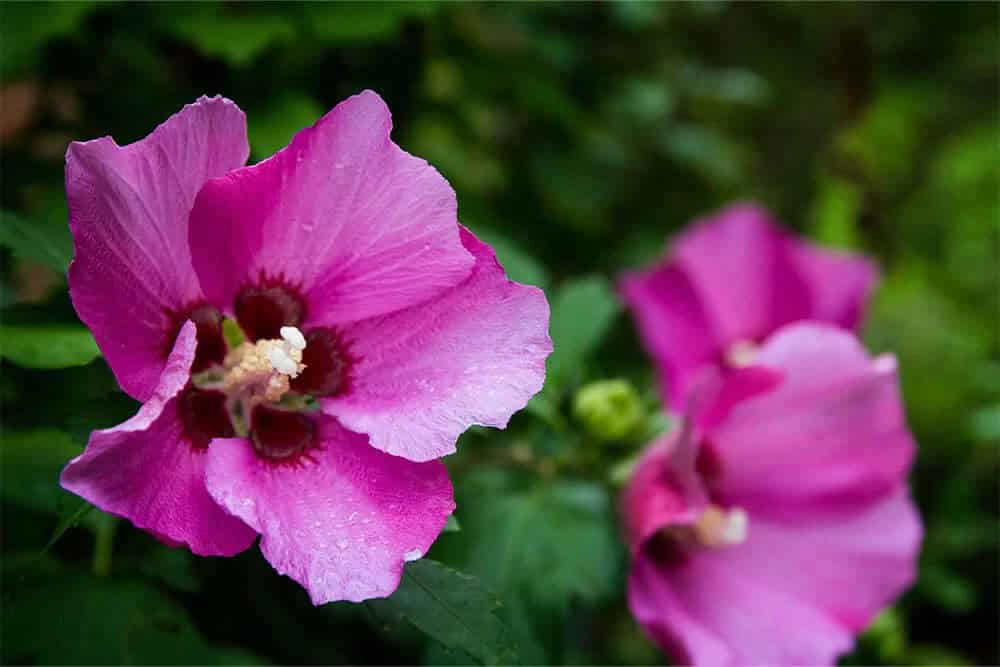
[223, 326, 308, 403]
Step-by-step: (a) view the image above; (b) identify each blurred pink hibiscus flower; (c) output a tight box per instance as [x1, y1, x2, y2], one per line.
[620, 203, 878, 411]
[60, 91, 551, 603]
[622, 323, 921, 665]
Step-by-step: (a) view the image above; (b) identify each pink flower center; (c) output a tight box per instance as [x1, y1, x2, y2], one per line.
[655, 440, 749, 558]
[173, 284, 351, 461]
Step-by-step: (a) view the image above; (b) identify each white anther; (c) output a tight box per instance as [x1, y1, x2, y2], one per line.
[280, 326, 307, 350]
[268, 345, 298, 375]
[718, 508, 748, 545]
[725, 340, 758, 368]
[693, 505, 749, 548]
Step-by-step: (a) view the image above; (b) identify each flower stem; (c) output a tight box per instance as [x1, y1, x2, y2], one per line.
[92, 514, 116, 577]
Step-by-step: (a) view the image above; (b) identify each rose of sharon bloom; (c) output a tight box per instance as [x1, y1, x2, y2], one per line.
[60, 92, 551, 603]
[622, 323, 921, 666]
[619, 203, 878, 411]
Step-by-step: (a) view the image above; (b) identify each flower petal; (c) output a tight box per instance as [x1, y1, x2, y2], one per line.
[628, 488, 920, 666]
[322, 227, 551, 462]
[619, 262, 719, 411]
[66, 96, 249, 401]
[621, 430, 708, 555]
[709, 323, 915, 518]
[672, 202, 812, 345]
[188, 90, 474, 326]
[59, 321, 257, 556]
[790, 241, 879, 330]
[204, 417, 455, 604]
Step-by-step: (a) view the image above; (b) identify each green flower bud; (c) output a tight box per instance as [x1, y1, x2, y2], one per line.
[572, 378, 643, 442]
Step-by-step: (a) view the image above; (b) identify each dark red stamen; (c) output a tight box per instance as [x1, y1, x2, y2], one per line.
[178, 387, 234, 449]
[250, 403, 316, 461]
[234, 282, 305, 341]
[290, 327, 351, 397]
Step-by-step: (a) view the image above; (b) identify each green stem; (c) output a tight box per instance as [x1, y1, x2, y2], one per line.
[92, 514, 116, 577]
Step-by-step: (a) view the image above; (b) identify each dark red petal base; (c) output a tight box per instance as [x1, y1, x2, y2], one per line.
[290, 327, 351, 397]
[250, 403, 317, 461]
[235, 282, 305, 341]
[164, 304, 227, 373]
[178, 387, 234, 449]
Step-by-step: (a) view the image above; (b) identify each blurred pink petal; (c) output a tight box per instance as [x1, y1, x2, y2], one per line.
[620, 202, 879, 411]
[623, 322, 920, 666]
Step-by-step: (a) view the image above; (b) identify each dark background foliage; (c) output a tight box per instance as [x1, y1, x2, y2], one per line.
[1, 2, 996, 665]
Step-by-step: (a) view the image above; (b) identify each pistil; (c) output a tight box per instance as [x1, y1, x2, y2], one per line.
[222, 326, 308, 403]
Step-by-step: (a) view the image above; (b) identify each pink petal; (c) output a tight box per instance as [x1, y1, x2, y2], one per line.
[188, 90, 474, 326]
[621, 430, 708, 555]
[672, 202, 812, 345]
[204, 417, 455, 604]
[687, 364, 784, 432]
[709, 323, 915, 518]
[619, 262, 719, 411]
[66, 96, 249, 401]
[59, 322, 257, 556]
[628, 488, 920, 666]
[790, 241, 879, 330]
[322, 227, 551, 462]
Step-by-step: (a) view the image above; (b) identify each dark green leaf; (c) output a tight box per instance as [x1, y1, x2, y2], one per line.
[2, 566, 260, 665]
[303, 2, 438, 43]
[545, 276, 619, 386]
[248, 93, 324, 161]
[0, 208, 73, 273]
[1, 429, 80, 513]
[446, 473, 623, 660]
[0, 324, 100, 368]
[367, 559, 518, 666]
[167, 6, 296, 66]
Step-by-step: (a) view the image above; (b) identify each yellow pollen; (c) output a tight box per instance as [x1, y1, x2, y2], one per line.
[725, 339, 758, 368]
[692, 505, 748, 547]
[222, 328, 307, 403]
[662, 504, 749, 549]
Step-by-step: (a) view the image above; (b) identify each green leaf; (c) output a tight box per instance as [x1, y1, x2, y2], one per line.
[0, 3, 99, 78]
[443, 515, 461, 533]
[248, 93, 324, 161]
[43, 499, 96, 553]
[366, 559, 518, 666]
[0, 324, 100, 368]
[1, 429, 81, 514]
[471, 478, 622, 609]
[167, 6, 296, 66]
[545, 276, 619, 386]
[2, 565, 259, 664]
[446, 473, 623, 660]
[0, 208, 73, 273]
[302, 2, 439, 43]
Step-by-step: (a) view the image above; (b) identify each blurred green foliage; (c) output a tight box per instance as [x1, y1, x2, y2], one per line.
[1, 2, 996, 665]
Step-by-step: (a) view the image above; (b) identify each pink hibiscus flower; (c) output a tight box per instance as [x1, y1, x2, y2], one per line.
[622, 323, 921, 665]
[60, 92, 551, 603]
[620, 203, 878, 411]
